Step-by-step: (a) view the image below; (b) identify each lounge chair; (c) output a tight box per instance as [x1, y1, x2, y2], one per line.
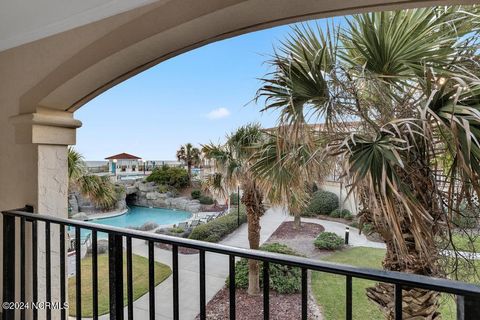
[177, 222, 189, 229]
[190, 220, 201, 228]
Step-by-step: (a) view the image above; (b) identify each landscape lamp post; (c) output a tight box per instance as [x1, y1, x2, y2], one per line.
[142, 159, 146, 175]
[237, 185, 240, 227]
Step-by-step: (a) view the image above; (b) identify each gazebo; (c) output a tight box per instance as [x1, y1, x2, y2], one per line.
[105, 152, 142, 174]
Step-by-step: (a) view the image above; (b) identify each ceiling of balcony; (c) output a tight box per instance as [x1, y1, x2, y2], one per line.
[0, 0, 158, 52]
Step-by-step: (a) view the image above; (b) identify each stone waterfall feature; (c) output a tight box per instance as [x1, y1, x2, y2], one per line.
[128, 181, 202, 213]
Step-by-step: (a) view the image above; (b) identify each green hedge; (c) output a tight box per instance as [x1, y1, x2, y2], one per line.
[146, 165, 189, 189]
[330, 208, 353, 220]
[191, 189, 201, 199]
[314, 232, 344, 250]
[199, 195, 214, 205]
[302, 190, 339, 216]
[228, 243, 302, 294]
[189, 208, 246, 242]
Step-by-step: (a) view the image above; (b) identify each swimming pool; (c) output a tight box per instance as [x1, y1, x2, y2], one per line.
[74, 206, 191, 239]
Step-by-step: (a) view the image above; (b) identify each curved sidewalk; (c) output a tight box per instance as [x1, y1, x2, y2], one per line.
[92, 206, 287, 320]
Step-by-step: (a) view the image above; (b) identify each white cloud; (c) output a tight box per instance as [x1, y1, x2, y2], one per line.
[206, 107, 230, 120]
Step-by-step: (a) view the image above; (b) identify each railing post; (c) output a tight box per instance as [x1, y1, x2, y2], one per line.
[457, 295, 480, 320]
[108, 234, 124, 320]
[2, 214, 16, 320]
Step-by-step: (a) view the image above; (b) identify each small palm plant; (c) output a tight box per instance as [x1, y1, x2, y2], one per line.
[257, 6, 480, 319]
[68, 148, 117, 210]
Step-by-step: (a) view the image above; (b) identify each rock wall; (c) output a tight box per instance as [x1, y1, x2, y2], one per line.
[69, 180, 202, 216]
[68, 188, 127, 217]
[129, 181, 202, 212]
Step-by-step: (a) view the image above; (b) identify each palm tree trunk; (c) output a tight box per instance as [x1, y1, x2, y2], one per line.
[292, 206, 301, 229]
[363, 163, 442, 319]
[241, 180, 265, 295]
[366, 233, 441, 319]
[187, 163, 192, 184]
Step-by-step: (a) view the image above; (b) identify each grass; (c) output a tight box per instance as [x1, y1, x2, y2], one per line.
[311, 247, 462, 320]
[68, 253, 171, 317]
[451, 233, 480, 253]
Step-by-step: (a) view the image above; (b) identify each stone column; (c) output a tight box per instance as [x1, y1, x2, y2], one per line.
[5, 107, 81, 320]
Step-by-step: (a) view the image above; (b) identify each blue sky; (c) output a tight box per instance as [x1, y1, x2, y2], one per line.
[76, 18, 342, 160]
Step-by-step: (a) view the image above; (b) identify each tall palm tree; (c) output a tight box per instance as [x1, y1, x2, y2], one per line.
[202, 124, 265, 295]
[257, 6, 480, 319]
[176, 143, 201, 183]
[68, 148, 117, 210]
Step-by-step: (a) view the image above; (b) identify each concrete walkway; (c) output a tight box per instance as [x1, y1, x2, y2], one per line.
[92, 206, 287, 320]
[289, 216, 386, 249]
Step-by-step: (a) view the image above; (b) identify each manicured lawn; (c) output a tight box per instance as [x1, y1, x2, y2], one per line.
[451, 233, 480, 253]
[311, 247, 462, 320]
[68, 253, 171, 317]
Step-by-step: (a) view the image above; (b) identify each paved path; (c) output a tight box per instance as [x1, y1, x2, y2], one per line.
[91, 206, 287, 320]
[289, 216, 386, 249]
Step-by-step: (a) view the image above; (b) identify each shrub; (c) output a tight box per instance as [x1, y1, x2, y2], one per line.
[330, 209, 342, 218]
[452, 203, 479, 229]
[230, 192, 239, 205]
[302, 190, 339, 216]
[199, 195, 214, 205]
[330, 208, 353, 220]
[343, 212, 354, 220]
[349, 221, 359, 229]
[314, 232, 344, 250]
[158, 184, 175, 193]
[361, 223, 375, 235]
[155, 227, 191, 238]
[169, 227, 184, 234]
[146, 165, 189, 189]
[189, 208, 246, 242]
[228, 243, 302, 294]
[191, 189, 201, 199]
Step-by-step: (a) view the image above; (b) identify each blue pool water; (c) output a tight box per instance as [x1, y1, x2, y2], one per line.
[73, 206, 191, 239]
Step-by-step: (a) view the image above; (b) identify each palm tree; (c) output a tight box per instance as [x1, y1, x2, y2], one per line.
[176, 143, 201, 183]
[202, 124, 265, 295]
[257, 6, 480, 319]
[249, 130, 327, 228]
[201, 172, 228, 206]
[68, 148, 117, 210]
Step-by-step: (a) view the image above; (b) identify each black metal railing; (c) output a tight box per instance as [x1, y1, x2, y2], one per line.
[2, 207, 480, 320]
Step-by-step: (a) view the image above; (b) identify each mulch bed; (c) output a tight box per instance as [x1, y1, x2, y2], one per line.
[196, 287, 318, 320]
[197, 220, 324, 319]
[269, 221, 324, 240]
[155, 242, 199, 254]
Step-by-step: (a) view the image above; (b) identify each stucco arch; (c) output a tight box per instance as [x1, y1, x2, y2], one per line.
[17, 0, 473, 114]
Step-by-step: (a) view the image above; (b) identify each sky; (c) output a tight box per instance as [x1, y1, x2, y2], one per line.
[75, 18, 342, 160]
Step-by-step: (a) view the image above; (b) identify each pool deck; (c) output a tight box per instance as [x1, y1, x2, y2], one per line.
[84, 208, 129, 220]
[75, 206, 287, 320]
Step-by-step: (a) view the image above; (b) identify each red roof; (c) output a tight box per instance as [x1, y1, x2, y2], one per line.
[105, 153, 142, 160]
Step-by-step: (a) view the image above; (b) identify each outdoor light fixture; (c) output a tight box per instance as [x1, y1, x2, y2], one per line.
[345, 227, 350, 245]
[237, 184, 241, 227]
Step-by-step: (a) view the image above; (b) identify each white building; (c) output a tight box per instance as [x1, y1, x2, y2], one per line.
[106, 152, 143, 174]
